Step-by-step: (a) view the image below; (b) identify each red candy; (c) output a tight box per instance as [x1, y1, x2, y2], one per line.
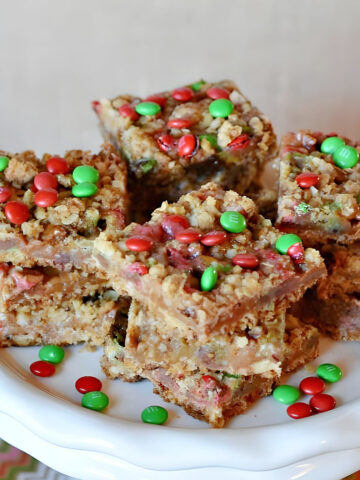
[0, 186, 12, 203]
[5, 201, 30, 224]
[145, 94, 167, 107]
[161, 214, 190, 237]
[34, 188, 58, 208]
[157, 134, 176, 153]
[118, 104, 139, 121]
[34, 172, 58, 191]
[171, 87, 194, 102]
[175, 229, 201, 244]
[91, 100, 101, 114]
[75, 376, 102, 394]
[287, 242, 305, 264]
[206, 87, 229, 100]
[295, 172, 320, 189]
[125, 236, 153, 252]
[178, 135, 198, 158]
[167, 118, 193, 129]
[287, 402, 312, 419]
[310, 393, 336, 413]
[127, 262, 148, 275]
[300, 377, 326, 395]
[200, 231, 227, 246]
[30, 360, 55, 377]
[227, 134, 251, 151]
[46, 156, 69, 175]
[232, 254, 259, 269]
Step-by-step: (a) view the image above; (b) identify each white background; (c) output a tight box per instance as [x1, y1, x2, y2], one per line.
[1, 0, 360, 155]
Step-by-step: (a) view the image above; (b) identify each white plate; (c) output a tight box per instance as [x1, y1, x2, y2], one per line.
[0, 338, 360, 480]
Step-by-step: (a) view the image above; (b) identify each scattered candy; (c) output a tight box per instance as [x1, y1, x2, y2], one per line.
[287, 242, 305, 264]
[72, 182, 98, 198]
[126, 236, 153, 252]
[5, 201, 30, 224]
[157, 134, 175, 153]
[0, 156, 9, 172]
[227, 134, 250, 151]
[287, 402, 312, 419]
[127, 262, 149, 275]
[46, 156, 69, 175]
[320, 136, 345, 155]
[316, 363, 342, 383]
[200, 266, 218, 291]
[190, 80, 206, 92]
[209, 99, 234, 118]
[232, 253, 259, 269]
[34, 189, 58, 208]
[333, 145, 359, 169]
[206, 87, 229, 100]
[118, 104, 140, 121]
[273, 385, 300, 405]
[30, 360, 55, 377]
[76, 376, 102, 394]
[34, 172, 58, 191]
[200, 231, 227, 246]
[145, 94, 167, 107]
[91, 100, 101, 114]
[275, 233, 302, 255]
[161, 214, 190, 237]
[220, 211, 246, 233]
[299, 376, 326, 395]
[81, 391, 109, 412]
[178, 134, 199, 158]
[39, 345, 65, 364]
[175, 228, 201, 244]
[199, 134, 218, 149]
[310, 393, 336, 413]
[135, 101, 161, 116]
[141, 405, 168, 425]
[171, 87, 193, 102]
[167, 118, 193, 129]
[295, 172, 320, 189]
[140, 159, 157, 173]
[72, 165, 99, 184]
[0, 186, 12, 203]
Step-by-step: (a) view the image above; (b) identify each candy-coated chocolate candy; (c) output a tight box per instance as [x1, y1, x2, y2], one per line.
[118, 104, 140, 121]
[167, 118, 193, 129]
[206, 87, 229, 100]
[46, 156, 69, 175]
[135, 101, 161, 116]
[275, 233, 302, 255]
[287, 402, 312, 419]
[140, 159, 157, 174]
[0, 186, 12, 203]
[295, 172, 320, 188]
[333, 145, 359, 169]
[72, 165, 99, 184]
[34, 172, 58, 191]
[200, 231, 227, 246]
[39, 345, 65, 364]
[30, 360, 55, 377]
[175, 228, 201, 244]
[178, 134, 198, 158]
[91, 100, 101, 114]
[34, 188, 58, 208]
[126, 236, 153, 252]
[227, 134, 250, 151]
[127, 262, 149, 275]
[316, 363, 342, 383]
[161, 214, 190, 237]
[145, 94, 167, 107]
[157, 134, 176, 153]
[190, 80, 206, 92]
[287, 242, 305, 264]
[81, 391, 109, 411]
[171, 87, 194, 102]
[220, 211, 246, 233]
[300, 377, 326, 395]
[209, 99, 234, 118]
[200, 266, 218, 291]
[0, 156, 9, 172]
[310, 393, 336, 413]
[141, 405, 168, 425]
[75, 376, 102, 394]
[199, 134, 218, 149]
[72, 182, 98, 198]
[5, 201, 30, 225]
[273, 385, 300, 405]
[232, 253, 259, 268]
[320, 136, 345, 155]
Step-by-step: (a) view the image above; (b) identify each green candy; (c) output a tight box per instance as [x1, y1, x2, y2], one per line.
[316, 363, 342, 383]
[275, 234, 302, 255]
[199, 134, 218, 149]
[201, 266, 218, 291]
[0, 156, 9, 172]
[72, 182, 98, 198]
[39, 345, 65, 364]
[82, 391, 109, 411]
[190, 80, 206, 92]
[296, 202, 311, 214]
[222, 372, 241, 379]
[333, 145, 359, 169]
[140, 159, 157, 173]
[135, 101, 161, 116]
[220, 211, 246, 233]
[141, 405, 168, 425]
[320, 136, 345, 155]
[209, 99, 234, 118]
[273, 385, 300, 405]
[72, 165, 99, 184]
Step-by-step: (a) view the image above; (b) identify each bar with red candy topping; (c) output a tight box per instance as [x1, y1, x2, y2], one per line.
[92, 80, 277, 220]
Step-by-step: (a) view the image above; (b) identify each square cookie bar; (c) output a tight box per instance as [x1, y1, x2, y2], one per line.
[0, 144, 128, 271]
[92, 80, 277, 219]
[277, 130, 360, 245]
